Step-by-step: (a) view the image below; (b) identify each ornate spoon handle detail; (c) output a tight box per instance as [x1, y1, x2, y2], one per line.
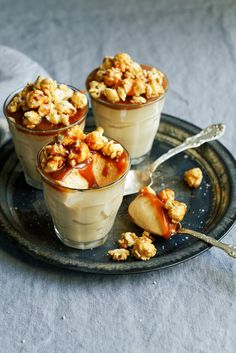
[149, 123, 225, 173]
[178, 228, 236, 258]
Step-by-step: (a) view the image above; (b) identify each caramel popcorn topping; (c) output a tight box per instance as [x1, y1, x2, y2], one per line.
[39, 126, 128, 188]
[118, 232, 138, 249]
[132, 237, 157, 261]
[87, 53, 167, 104]
[7, 76, 88, 130]
[108, 249, 130, 261]
[184, 167, 203, 189]
[164, 200, 187, 224]
[108, 230, 157, 262]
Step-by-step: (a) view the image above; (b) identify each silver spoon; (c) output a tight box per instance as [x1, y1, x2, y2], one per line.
[177, 228, 236, 258]
[124, 123, 225, 196]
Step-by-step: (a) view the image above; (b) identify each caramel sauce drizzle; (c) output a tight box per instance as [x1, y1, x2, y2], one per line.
[141, 188, 176, 239]
[44, 150, 128, 190]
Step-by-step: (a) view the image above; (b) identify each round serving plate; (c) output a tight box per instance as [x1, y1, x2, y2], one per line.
[0, 112, 236, 274]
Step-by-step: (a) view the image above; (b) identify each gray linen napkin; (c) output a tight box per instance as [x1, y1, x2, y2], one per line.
[0, 45, 48, 145]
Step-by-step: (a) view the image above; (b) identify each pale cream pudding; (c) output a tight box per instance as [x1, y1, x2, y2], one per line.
[86, 53, 168, 164]
[4, 76, 88, 189]
[37, 126, 130, 249]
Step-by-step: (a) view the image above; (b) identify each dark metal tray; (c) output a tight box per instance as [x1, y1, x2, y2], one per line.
[0, 113, 236, 274]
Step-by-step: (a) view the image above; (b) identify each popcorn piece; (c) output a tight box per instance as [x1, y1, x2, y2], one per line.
[102, 56, 113, 69]
[117, 87, 127, 101]
[132, 78, 146, 97]
[89, 81, 106, 99]
[46, 143, 67, 157]
[68, 142, 91, 166]
[121, 78, 133, 95]
[38, 100, 52, 117]
[140, 231, 155, 243]
[40, 77, 57, 96]
[95, 69, 106, 82]
[113, 53, 132, 72]
[184, 168, 203, 189]
[56, 100, 76, 117]
[52, 84, 74, 103]
[26, 90, 46, 109]
[158, 188, 175, 203]
[130, 96, 146, 104]
[130, 62, 143, 77]
[45, 109, 60, 125]
[70, 91, 88, 109]
[146, 84, 153, 99]
[165, 200, 187, 223]
[63, 125, 86, 144]
[108, 249, 130, 261]
[23, 111, 42, 128]
[44, 155, 66, 173]
[132, 237, 157, 261]
[86, 127, 108, 150]
[150, 80, 164, 97]
[104, 68, 122, 88]
[20, 83, 34, 100]
[103, 88, 120, 103]
[101, 140, 123, 159]
[7, 95, 22, 113]
[118, 232, 138, 249]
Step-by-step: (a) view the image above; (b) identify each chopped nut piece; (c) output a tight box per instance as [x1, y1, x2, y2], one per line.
[108, 248, 130, 261]
[158, 188, 175, 203]
[184, 168, 203, 189]
[23, 111, 42, 128]
[165, 200, 187, 223]
[101, 140, 123, 159]
[132, 237, 157, 261]
[86, 127, 108, 150]
[118, 232, 138, 249]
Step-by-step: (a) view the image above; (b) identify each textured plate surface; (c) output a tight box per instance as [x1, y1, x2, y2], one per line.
[0, 113, 236, 274]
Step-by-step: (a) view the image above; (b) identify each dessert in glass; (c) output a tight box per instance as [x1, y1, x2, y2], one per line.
[86, 53, 168, 164]
[37, 126, 130, 250]
[4, 76, 88, 189]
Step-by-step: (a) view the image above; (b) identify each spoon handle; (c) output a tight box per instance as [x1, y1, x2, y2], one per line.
[149, 123, 225, 173]
[179, 228, 236, 258]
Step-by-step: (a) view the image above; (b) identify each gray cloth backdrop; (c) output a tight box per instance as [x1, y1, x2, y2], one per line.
[0, 0, 235, 352]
